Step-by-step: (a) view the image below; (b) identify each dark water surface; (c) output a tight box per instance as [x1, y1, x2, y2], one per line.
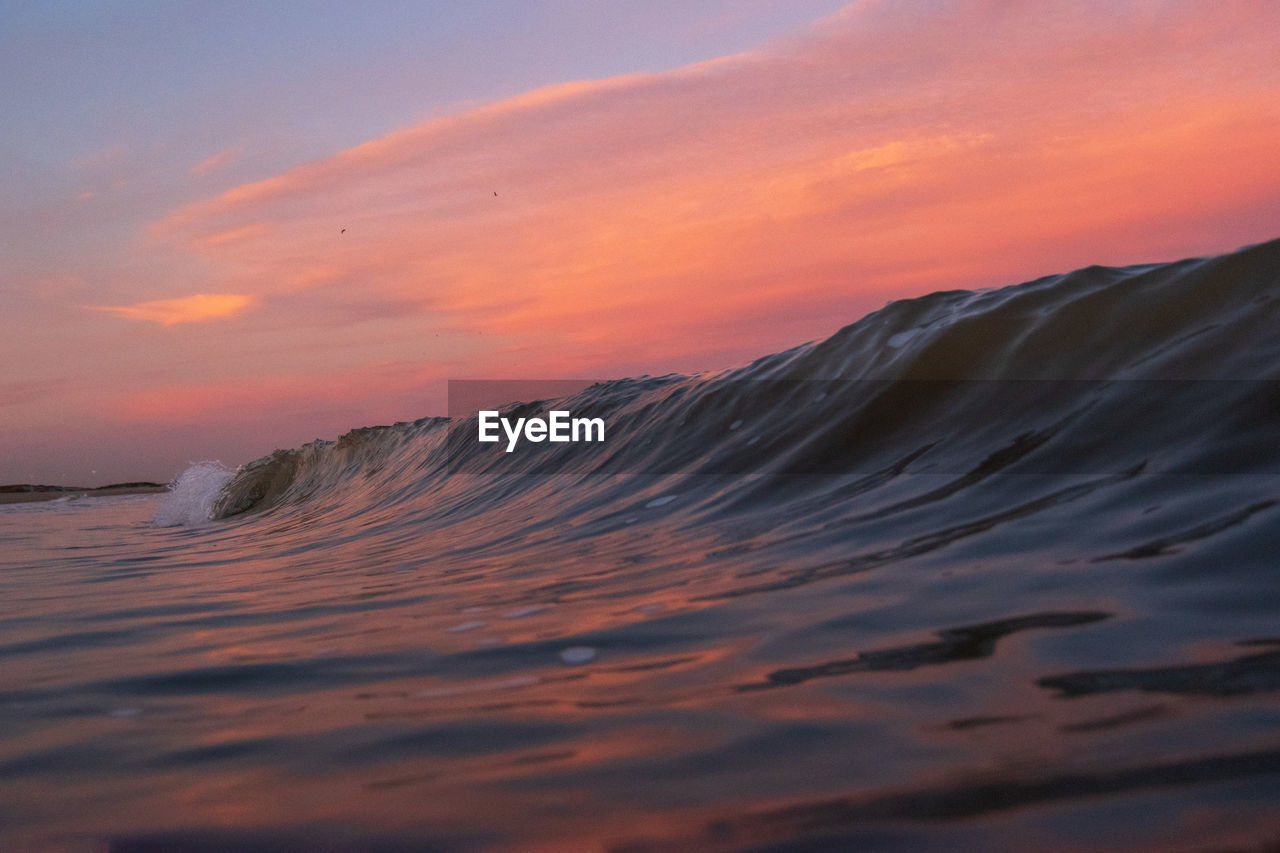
[3, 241, 1279, 851]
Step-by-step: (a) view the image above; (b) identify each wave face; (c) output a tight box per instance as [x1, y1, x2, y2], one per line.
[3, 240, 1279, 852]
[213, 236, 1280, 523]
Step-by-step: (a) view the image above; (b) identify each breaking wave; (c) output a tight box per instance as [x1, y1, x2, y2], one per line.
[108, 237, 1280, 851]
[152, 460, 235, 527]
[199, 237, 1280, 538]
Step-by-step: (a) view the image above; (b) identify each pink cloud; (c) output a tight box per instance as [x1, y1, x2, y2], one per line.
[88, 293, 256, 325]
[148, 0, 1280, 387]
[105, 360, 450, 427]
[189, 146, 242, 177]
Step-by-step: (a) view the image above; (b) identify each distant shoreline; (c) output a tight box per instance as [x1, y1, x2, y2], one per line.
[0, 483, 169, 505]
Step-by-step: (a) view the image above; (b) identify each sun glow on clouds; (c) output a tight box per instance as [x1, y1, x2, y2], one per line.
[90, 293, 256, 325]
[136, 0, 1280, 420]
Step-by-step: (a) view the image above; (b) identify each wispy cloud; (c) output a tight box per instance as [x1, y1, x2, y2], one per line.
[152, 0, 1279, 382]
[105, 360, 449, 426]
[189, 146, 241, 177]
[89, 293, 256, 325]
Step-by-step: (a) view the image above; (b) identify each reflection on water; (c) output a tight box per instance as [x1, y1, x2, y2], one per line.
[1, 468, 1277, 852]
[739, 611, 1112, 690]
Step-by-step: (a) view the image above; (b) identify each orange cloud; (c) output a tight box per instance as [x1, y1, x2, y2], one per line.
[151, 0, 1280, 385]
[89, 293, 256, 325]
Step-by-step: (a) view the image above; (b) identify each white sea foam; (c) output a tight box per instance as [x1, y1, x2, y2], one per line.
[152, 461, 235, 527]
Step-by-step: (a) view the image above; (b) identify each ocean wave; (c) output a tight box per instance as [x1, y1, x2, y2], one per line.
[195, 237, 1280, 526]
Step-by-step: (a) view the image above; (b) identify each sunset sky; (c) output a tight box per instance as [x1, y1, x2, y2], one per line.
[3, 0, 1279, 485]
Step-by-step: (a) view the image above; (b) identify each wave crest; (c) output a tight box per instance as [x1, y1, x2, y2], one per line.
[203, 238, 1280, 521]
[152, 461, 235, 527]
